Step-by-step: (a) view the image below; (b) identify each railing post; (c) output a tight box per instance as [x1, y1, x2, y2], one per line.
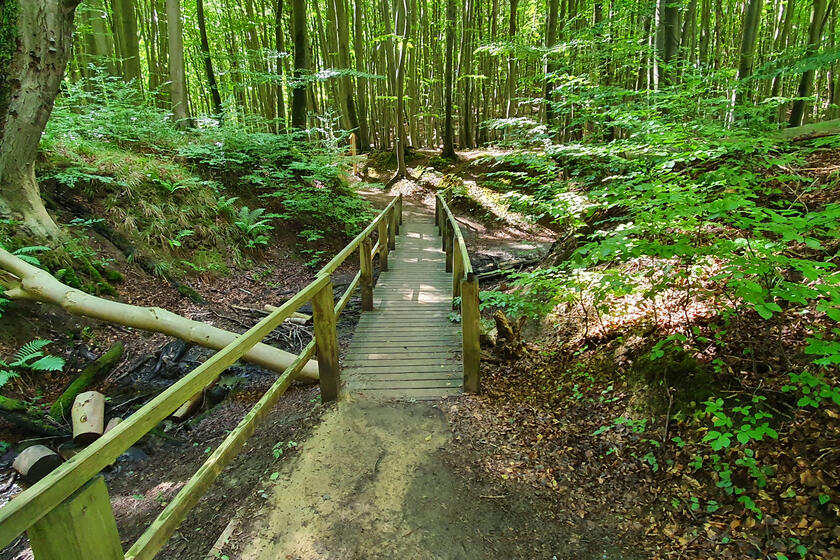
[312, 279, 340, 402]
[461, 273, 481, 394]
[435, 197, 440, 233]
[452, 240, 463, 297]
[445, 227, 454, 273]
[388, 207, 396, 250]
[398, 194, 403, 225]
[378, 216, 389, 272]
[360, 237, 374, 311]
[441, 214, 448, 252]
[28, 476, 123, 560]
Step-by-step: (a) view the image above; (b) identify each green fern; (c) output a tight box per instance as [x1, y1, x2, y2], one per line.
[0, 339, 65, 390]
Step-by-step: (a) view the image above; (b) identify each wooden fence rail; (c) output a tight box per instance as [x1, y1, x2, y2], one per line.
[435, 194, 481, 394]
[0, 195, 402, 560]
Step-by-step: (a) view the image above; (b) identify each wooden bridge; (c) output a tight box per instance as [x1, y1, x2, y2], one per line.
[0, 194, 480, 559]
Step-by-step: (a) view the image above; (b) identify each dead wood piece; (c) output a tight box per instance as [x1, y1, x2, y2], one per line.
[264, 305, 311, 324]
[71, 391, 105, 445]
[493, 310, 526, 359]
[0, 247, 319, 381]
[13, 445, 62, 484]
[49, 342, 124, 421]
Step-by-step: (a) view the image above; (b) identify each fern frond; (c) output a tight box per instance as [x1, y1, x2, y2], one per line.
[14, 339, 52, 361]
[0, 369, 19, 389]
[14, 246, 51, 255]
[15, 254, 41, 266]
[29, 355, 65, 372]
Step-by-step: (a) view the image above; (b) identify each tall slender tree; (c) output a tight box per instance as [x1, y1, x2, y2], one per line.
[197, 0, 223, 118]
[442, 0, 457, 158]
[291, 0, 309, 129]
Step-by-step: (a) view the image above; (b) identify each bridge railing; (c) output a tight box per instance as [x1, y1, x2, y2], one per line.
[0, 195, 403, 560]
[435, 194, 480, 394]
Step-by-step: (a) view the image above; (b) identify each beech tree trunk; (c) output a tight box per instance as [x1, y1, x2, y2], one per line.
[197, 0, 223, 118]
[166, 0, 191, 128]
[0, 0, 80, 241]
[291, 0, 309, 129]
[790, 0, 827, 126]
[0, 248, 320, 381]
[442, 0, 456, 158]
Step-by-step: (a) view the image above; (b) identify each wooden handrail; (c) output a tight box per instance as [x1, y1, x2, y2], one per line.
[317, 194, 400, 277]
[435, 194, 480, 394]
[0, 194, 403, 559]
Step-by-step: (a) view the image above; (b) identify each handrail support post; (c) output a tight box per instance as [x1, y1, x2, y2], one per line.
[452, 240, 463, 297]
[388, 208, 396, 250]
[360, 238, 374, 311]
[312, 279, 341, 402]
[378, 217, 389, 272]
[461, 273, 481, 394]
[28, 476, 123, 560]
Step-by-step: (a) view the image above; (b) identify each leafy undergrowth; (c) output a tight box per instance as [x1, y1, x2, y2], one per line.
[2, 73, 372, 289]
[451, 311, 840, 558]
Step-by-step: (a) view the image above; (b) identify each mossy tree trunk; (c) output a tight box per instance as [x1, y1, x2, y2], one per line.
[0, 0, 80, 242]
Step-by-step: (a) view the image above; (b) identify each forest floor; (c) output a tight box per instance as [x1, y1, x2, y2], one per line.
[4, 148, 837, 559]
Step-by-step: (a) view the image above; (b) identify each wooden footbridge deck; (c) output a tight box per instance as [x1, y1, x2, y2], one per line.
[0, 193, 479, 559]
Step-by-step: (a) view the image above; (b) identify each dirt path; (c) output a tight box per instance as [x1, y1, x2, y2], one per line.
[233, 398, 633, 560]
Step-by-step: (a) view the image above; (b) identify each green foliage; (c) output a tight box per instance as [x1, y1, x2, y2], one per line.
[0, 340, 65, 390]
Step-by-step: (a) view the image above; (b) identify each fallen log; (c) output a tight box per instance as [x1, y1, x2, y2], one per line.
[0, 247, 319, 381]
[49, 342, 124, 421]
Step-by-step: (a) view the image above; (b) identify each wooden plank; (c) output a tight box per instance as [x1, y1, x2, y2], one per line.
[345, 351, 459, 361]
[347, 379, 463, 390]
[347, 372, 462, 381]
[28, 476, 123, 560]
[125, 342, 315, 560]
[343, 359, 462, 369]
[349, 340, 460, 348]
[0, 273, 331, 549]
[350, 387, 462, 399]
[344, 365, 463, 375]
[313, 280, 340, 403]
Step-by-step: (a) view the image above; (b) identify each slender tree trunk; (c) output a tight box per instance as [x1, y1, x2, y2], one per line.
[0, 0, 81, 241]
[114, 0, 143, 87]
[790, 0, 828, 126]
[442, 0, 456, 157]
[389, 0, 410, 185]
[291, 0, 309, 129]
[353, 0, 371, 149]
[735, 0, 764, 105]
[505, 0, 519, 117]
[544, 0, 560, 125]
[166, 0, 191, 127]
[275, 0, 288, 131]
[197, 0, 224, 118]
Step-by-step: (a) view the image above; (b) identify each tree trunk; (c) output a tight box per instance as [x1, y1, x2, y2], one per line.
[0, 247, 320, 381]
[505, 0, 519, 118]
[735, 0, 764, 105]
[291, 0, 309, 129]
[388, 0, 410, 185]
[442, 0, 457, 158]
[166, 0, 191, 128]
[545, 0, 560, 125]
[113, 0, 143, 86]
[197, 0, 224, 118]
[353, 0, 371, 150]
[0, 0, 80, 241]
[790, 0, 828, 126]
